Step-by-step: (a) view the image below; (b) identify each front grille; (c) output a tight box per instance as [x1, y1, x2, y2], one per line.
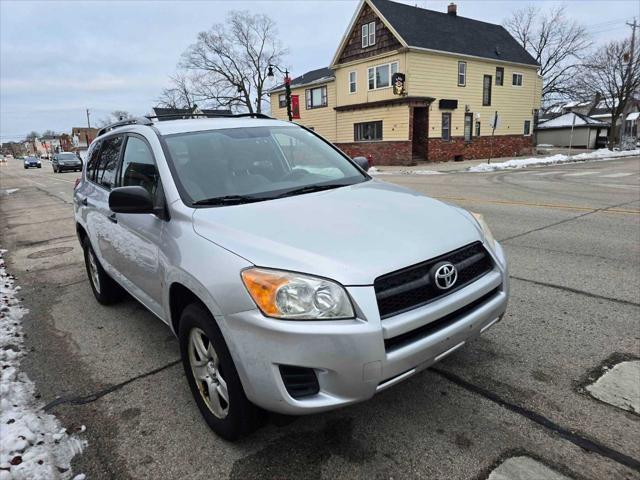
[384, 287, 500, 352]
[374, 242, 493, 318]
[279, 365, 319, 399]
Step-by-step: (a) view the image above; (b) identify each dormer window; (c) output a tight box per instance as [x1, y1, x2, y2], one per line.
[362, 21, 376, 48]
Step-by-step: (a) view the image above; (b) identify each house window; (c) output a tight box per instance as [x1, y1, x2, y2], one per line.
[475, 121, 481, 137]
[362, 21, 375, 48]
[496, 67, 504, 86]
[458, 61, 466, 86]
[368, 61, 398, 90]
[524, 120, 531, 135]
[512, 73, 523, 86]
[278, 94, 286, 108]
[305, 86, 327, 109]
[354, 121, 382, 141]
[349, 71, 357, 94]
[442, 113, 451, 141]
[483, 75, 492, 106]
[464, 113, 473, 142]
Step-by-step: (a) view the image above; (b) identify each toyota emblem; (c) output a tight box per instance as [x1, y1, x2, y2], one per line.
[433, 262, 458, 290]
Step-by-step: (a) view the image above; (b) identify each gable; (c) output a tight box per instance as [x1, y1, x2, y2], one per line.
[335, 2, 403, 66]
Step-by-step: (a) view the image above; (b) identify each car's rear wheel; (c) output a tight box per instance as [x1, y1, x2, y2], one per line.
[179, 303, 262, 440]
[82, 239, 124, 304]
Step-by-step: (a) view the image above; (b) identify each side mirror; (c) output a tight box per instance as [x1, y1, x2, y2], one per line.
[352, 156, 370, 172]
[109, 186, 154, 214]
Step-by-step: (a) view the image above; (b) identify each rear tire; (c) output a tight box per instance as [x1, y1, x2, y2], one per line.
[179, 303, 262, 440]
[82, 238, 124, 304]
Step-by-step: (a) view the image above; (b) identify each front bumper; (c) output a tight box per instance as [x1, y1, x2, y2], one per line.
[222, 241, 509, 415]
[57, 164, 82, 171]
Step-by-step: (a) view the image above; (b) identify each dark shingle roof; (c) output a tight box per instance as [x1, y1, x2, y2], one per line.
[271, 67, 334, 92]
[371, 0, 538, 66]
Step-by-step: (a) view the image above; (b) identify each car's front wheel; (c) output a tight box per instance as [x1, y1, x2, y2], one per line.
[179, 303, 262, 440]
[82, 239, 124, 304]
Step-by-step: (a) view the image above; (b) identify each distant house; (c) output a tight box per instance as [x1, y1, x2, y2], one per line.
[536, 112, 608, 148]
[269, 0, 542, 164]
[542, 93, 640, 142]
[152, 106, 233, 121]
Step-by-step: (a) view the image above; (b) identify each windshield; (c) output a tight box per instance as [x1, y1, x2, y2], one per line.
[164, 126, 367, 205]
[58, 153, 77, 159]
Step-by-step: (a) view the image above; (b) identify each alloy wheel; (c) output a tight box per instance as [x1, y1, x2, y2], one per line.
[188, 327, 229, 419]
[87, 249, 101, 294]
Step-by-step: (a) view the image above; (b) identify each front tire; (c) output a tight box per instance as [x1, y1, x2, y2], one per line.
[82, 239, 124, 304]
[179, 303, 262, 440]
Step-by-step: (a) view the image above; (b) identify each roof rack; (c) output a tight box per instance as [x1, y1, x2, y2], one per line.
[96, 117, 153, 137]
[144, 112, 274, 121]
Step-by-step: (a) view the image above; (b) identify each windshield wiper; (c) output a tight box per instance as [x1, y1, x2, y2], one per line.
[192, 195, 269, 206]
[276, 183, 350, 199]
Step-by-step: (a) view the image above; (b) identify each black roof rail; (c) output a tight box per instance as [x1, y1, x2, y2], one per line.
[144, 112, 274, 121]
[96, 117, 154, 137]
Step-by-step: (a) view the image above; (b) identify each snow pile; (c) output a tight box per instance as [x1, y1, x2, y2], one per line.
[0, 250, 86, 480]
[468, 149, 640, 172]
[369, 166, 443, 176]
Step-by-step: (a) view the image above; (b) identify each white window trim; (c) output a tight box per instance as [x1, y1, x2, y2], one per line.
[458, 61, 466, 87]
[368, 21, 375, 46]
[512, 72, 523, 87]
[349, 71, 357, 94]
[524, 119, 532, 136]
[362, 24, 369, 48]
[278, 93, 286, 108]
[367, 61, 399, 90]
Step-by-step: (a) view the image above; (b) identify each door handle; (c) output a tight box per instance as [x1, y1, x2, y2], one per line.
[108, 213, 118, 224]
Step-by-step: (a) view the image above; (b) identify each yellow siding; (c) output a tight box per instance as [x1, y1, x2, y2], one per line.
[334, 52, 407, 106]
[336, 105, 409, 143]
[269, 81, 337, 142]
[405, 50, 540, 137]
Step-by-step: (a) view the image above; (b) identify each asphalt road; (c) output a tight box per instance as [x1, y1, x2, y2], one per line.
[1, 157, 639, 480]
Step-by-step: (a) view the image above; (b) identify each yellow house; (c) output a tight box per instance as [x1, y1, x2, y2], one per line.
[269, 0, 542, 165]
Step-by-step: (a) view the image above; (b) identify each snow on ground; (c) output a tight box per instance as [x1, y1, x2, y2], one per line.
[368, 166, 444, 175]
[468, 149, 640, 173]
[0, 250, 86, 480]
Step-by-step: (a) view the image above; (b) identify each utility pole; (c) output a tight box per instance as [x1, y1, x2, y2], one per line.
[86, 108, 91, 128]
[619, 18, 637, 149]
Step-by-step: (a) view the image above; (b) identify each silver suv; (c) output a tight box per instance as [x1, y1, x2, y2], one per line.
[74, 115, 508, 439]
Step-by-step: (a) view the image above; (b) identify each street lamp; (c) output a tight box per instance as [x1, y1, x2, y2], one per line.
[268, 64, 293, 121]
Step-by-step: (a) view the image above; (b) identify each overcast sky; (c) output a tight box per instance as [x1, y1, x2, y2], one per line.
[1, 0, 638, 142]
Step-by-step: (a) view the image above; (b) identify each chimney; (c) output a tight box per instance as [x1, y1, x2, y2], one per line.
[447, 3, 457, 16]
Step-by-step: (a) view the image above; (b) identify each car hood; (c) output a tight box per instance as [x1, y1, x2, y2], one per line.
[192, 180, 482, 285]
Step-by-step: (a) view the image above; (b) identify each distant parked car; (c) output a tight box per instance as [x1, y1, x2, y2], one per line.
[0, 155, 6, 163]
[23, 156, 41, 169]
[52, 152, 83, 173]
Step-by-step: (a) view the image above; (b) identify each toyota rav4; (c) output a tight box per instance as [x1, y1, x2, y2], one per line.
[74, 115, 508, 439]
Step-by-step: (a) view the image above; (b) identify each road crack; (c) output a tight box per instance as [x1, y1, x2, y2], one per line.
[431, 367, 640, 472]
[44, 359, 181, 411]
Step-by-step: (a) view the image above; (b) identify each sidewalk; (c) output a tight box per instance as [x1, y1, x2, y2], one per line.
[371, 147, 638, 174]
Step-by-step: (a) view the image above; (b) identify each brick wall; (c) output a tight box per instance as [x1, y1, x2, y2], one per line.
[427, 135, 533, 162]
[335, 141, 413, 166]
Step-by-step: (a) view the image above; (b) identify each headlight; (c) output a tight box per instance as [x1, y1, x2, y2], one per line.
[241, 268, 355, 320]
[471, 212, 496, 250]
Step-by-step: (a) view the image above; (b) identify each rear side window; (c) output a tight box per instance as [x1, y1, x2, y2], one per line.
[95, 135, 123, 189]
[86, 140, 102, 182]
[119, 136, 159, 199]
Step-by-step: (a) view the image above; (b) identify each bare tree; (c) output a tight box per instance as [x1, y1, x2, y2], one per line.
[41, 129, 57, 137]
[157, 73, 197, 109]
[97, 110, 133, 127]
[572, 38, 640, 147]
[25, 131, 40, 141]
[180, 10, 287, 113]
[504, 6, 591, 103]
